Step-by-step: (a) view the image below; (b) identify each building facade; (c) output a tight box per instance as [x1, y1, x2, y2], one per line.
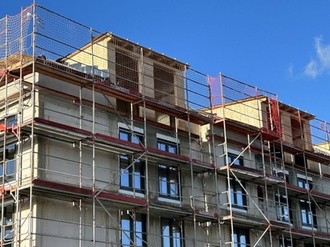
[0, 4, 330, 247]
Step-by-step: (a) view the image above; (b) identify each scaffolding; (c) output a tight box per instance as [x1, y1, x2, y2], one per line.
[0, 4, 330, 247]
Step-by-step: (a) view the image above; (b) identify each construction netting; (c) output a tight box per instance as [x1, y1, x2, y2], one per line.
[0, 6, 33, 68]
[0, 4, 329, 149]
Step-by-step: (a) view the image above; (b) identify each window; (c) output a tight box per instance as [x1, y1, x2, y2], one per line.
[275, 194, 290, 223]
[233, 228, 250, 247]
[294, 154, 306, 167]
[273, 169, 289, 183]
[119, 129, 144, 194]
[300, 199, 317, 228]
[0, 204, 14, 241]
[0, 115, 17, 128]
[161, 218, 182, 247]
[230, 179, 247, 210]
[121, 212, 146, 247]
[157, 140, 178, 154]
[159, 165, 180, 200]
[296, 175, 316, 228]
[157, 139, 181, 201]
[0, 144, 16, 179]
[228, 153, 244, 166]
[297, 175, 313, 190]
[279, 238, 292, 247]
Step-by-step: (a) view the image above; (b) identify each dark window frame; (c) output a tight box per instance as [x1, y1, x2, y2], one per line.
[0, 143, 16, 178]
[297, 177, 313, 190]
[230, 178, 247, 210]
[0, 115, 17, 128]
[300, 199, 317, 228]
[121, 212, 147, 247]
[279, 237, 292, 247]
[275, 194, 290, 223]
[228, 153, 244, 166]
[233, 227, 250, 247]
[161, 218, 183, 247]
[157, 139, 179, 154]
[119, 129, 145, 193]
[158, 165, 181, 200]
[157, 139, 181, 201]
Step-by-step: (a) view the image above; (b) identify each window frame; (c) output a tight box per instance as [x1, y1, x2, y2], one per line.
[0, 143, 16, 179]
[275, 194, 290, 223]
[0, 115, 17, 128]
[121, 212, 147, 247]
[158, 164, 181, 201]
[157, 138, 181, 202]
[299, 199, 317, 229]
[273, 168, 289, 183]
[228, 152, 244, 166]
[279, 237, 292, 247]
[230, 178, 247, 211]
[161, 217, 183, 247]
[296, 174, 317, 228]
[233, 227, 250, 247]
[297, 174, 313, 190]
[157, 139, 179, 154]
[118, 128, 145, 195]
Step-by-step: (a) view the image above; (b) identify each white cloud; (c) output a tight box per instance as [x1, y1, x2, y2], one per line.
[304, 36, 330, 78]
[287, 63, 294, 77]
[315, 36, 330, 68]
[304, 60, 318, 79]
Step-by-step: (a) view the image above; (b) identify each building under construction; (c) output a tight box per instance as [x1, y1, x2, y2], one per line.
[1, 4, 330, 247]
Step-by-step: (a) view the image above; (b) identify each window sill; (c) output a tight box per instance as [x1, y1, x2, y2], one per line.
[0, 179, 16, 185]
[302, 225, 317, 231]
[276, 220, 292, 226]
[119, 189, 145, 198]
[158, 196, 181, 205]
[227, 206, 247, 213]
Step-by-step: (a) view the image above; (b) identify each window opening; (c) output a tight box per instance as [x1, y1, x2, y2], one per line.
[157, 139, 180, 201]
[121, 212, 147, 247]
[233, 227, 250, 247]
[119, 129, 145, 193]
[161, 218, 183, 247]
[230, 178, 247, 210]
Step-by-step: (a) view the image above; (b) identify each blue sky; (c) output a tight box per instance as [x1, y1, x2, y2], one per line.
[1, 1, 329, 122]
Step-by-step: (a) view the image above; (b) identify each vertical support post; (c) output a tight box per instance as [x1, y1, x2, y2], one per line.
[1, 13, 9, 247]
[208, 75, 222, 246]
[14, 7, 25, 246]
[185, 68, 197, 247]
[79, 86, 83, 247]
[255, 93, 273, 246]
[219, 73, 234, 247]
[140, 47, 149, 246]
[260, 133, 273, 246]
[29, 3, 37, 246]
[297, 110, 316, 247]
[90, 27, 96, 247]
[325, 121, 330, 151]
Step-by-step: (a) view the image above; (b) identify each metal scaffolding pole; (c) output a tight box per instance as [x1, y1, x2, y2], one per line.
[29, 4, 37, 246]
